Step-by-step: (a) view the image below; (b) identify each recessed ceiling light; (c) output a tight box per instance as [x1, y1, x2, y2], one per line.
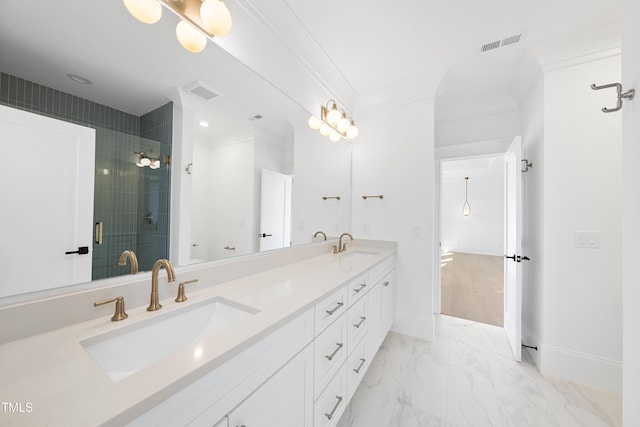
[67, 73, 92, 85]
[199, 121, 210, 128]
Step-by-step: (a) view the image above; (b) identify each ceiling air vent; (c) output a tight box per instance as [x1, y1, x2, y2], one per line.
[481, 40, 501, 53]
[501, 34, 522, 47]
[183, 81, 220, 102]
[480, 33, 522, 52]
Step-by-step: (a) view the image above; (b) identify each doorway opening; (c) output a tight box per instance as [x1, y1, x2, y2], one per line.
[439, 156, 506, 327]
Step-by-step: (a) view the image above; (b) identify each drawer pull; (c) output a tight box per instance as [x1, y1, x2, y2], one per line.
[325, 301, 344, 315]
[353, 316, 366, 328]
[382, 280, 390, 287]
[353, 283, 367, 293]
[325, 343, 343, 361]
[353, 357, 366, 374]
[325, 395, 343, 420]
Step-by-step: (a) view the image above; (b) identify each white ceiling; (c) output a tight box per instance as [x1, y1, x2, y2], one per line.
[0, 0, 622, 137]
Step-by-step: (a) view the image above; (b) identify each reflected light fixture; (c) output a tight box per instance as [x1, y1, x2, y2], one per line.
[122, 0, 232, 53]
[308, 100, 358, 142]
[463, 177, 471, 216]
[136, 152, 161, 169]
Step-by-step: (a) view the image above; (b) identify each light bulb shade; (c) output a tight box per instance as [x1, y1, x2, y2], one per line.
[329, 130, 341, 142]
[176, 20, 207, 53]
[463, 201, 471, 216]
[200, 0, 232, 37]
[326, 105, 341, 126]
[308, 115, 321, 130]
[150, 160, 161, 169]
[337, 115, 350, 133]
[123, 0, 162, 24]
[346, 124, 359, 139]
[140, 156, 151, 166]
[319, 123, 330, 136]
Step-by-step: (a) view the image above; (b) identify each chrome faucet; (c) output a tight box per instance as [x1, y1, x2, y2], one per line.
[147, 259, 176, 311]
[313, 230, 327, 241]
[338, 233, 353, 253]
[118, 250, 139, 274]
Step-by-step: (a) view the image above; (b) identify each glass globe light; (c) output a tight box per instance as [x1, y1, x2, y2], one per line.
[139, 156, 151, 167]
[176, 20, 207, 53]
[329, 131, 341, 142]
[123, 0, 162, 24]
[200, 0, 232, 37]
[337, 114, 350, 133]
[326, 104, 341, 126]
[308, 115, 321, 130]
[346, 121, 359, 139]
[319, 123, 330, 136]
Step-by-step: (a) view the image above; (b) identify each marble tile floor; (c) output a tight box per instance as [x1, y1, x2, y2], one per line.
[337, 315, 621, 427]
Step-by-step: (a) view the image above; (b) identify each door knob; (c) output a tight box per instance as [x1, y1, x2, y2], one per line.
[505, 254, 516, 262]
[259, 233, 272, 238]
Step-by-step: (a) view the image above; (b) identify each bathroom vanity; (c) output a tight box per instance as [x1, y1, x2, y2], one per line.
[0, 239, 396, 426]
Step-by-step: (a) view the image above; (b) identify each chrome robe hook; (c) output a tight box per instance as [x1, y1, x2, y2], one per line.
[590, 82, 635, 113]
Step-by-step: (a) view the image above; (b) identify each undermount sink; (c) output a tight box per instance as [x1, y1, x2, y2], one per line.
[81, 297, 258, 381]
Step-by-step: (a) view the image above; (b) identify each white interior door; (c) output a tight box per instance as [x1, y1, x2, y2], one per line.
[259, 169, 291, 252]
[504, 135, 523, 361]
[0, 105, 95, 297]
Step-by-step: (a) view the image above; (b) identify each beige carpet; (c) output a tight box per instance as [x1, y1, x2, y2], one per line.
[441, 252, 504, 327]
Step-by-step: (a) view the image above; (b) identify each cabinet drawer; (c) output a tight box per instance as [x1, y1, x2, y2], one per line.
[314, 365, 347, 427]
[347, 335, 369, 400]
[315, 285, 348, 336]
[347, 296, 367, 350]
[314, 313, 347, 398]
[346, 273, 368, 307]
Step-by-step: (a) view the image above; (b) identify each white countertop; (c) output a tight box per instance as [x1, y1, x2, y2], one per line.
[0, 243, 395, 426]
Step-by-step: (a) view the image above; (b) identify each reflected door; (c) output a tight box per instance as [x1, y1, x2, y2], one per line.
[504, 135, 523, 361]
[0, 105, 95, 297]
[259, 169, 291, 252]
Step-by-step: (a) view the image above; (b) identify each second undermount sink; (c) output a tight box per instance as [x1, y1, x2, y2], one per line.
[81, 297, 258, 381]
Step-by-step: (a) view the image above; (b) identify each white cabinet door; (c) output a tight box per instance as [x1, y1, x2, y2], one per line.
[367, 282, 383, 359]
[380, 272, 395, 336]
[227, 344, 313, 427]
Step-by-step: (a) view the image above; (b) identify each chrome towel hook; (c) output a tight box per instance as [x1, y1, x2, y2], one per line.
[591, 82, 635, 113]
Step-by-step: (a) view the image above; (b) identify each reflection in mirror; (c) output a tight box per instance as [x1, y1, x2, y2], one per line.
[0, 0, 352, 303]
[191, 117, 294, 262]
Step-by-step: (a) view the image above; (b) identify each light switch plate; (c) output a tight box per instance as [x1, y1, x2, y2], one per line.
[575, 231, 600, 248]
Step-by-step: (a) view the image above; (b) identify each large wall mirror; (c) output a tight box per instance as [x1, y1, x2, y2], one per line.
[0, 0, 352, 303]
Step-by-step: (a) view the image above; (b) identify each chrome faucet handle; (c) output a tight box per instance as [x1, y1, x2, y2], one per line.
[175, 279, 199, 302]
[94, 296, 128, 321]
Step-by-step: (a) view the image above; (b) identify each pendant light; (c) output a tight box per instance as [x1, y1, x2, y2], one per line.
[463, 177, 471, 216]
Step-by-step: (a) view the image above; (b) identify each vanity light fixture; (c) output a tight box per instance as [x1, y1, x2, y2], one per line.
[463, 177, 471, 217]
[135, 152, 161, 169]
[308, 100, 358, 142]
[122, 0, 232, 53]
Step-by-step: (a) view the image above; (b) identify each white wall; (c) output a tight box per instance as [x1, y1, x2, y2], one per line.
[622, 0, 640, 422]
[352, 98, 435, 341]
[291, 127, 352, 245]
[191, 138, 255, 261]
[441, 158, 505, 256]
[520, 72, 545, 367]
[540, 53, 622, 393]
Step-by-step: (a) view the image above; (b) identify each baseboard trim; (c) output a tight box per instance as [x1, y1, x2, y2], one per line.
[540, 344, 622, 394]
